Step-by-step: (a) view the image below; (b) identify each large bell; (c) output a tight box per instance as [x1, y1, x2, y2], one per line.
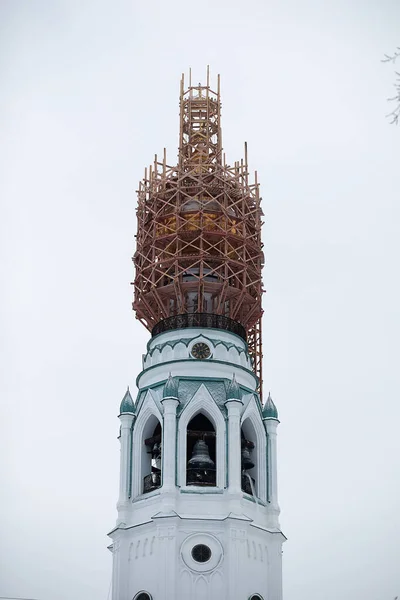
[188, 439, 215, 469]
[151, 441, 162, 470]
[241, 446, 255, 471]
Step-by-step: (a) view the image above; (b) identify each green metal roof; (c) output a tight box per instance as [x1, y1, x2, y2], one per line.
[226, 374, 241, 400]
[263, 391, 278, 419]
[119, 387, 135, 414]
[163, 373, 179, 398]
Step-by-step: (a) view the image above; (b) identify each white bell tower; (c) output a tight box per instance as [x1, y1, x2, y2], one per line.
[108, 72, 286, 600]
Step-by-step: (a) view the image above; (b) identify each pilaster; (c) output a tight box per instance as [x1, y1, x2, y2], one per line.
[264, 417, 280, 521]
[160, 396, 179, 492]
[118, 413, 135, 510]
[225, 398, 243, 495]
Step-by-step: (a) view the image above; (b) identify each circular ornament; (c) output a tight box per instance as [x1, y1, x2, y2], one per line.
[180, 533, 223, 573]
[191, 342, 211, 359]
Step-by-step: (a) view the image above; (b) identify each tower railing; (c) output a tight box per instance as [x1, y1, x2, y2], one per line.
[152, 313, 247, 341]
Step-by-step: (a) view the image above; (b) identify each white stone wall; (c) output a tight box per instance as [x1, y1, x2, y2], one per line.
[110, 518, 284, 600]
[109, 328, 285, 600]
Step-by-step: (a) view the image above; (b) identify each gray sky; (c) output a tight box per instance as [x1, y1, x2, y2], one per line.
[1, 1, 399, 599]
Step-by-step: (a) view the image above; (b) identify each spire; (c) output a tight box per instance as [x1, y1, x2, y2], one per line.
[132, 72, 264, 399]
[163, 373, 179, 399]
[263, 391, 278, 419]
[119, 386, 135, 414]
[226, 373, 241, 400]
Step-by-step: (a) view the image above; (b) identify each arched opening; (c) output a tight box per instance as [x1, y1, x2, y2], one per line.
[142, 417, 162, 494]
[133, 592, 152, 600]
[186, 413, 216, 486]
[241, 418, 257, 496]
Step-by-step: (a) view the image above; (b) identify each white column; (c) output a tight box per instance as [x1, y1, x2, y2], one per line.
[225, 399, 243, 494]
[161, 397, 179, 491]
[118, 414, 134, 505]
[264, 418, 279, 510]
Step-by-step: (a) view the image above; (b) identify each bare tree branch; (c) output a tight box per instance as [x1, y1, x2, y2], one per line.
[383, 48, 400, 124]
[382, 48, 400, 63]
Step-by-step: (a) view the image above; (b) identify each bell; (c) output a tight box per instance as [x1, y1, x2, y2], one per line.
[151, 441, 162, 470]
[151, 442, 161, 458]
[188, 439, 215, 469]
[241, 446, 255, 471]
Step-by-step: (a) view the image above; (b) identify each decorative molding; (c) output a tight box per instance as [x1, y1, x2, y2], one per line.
[180, 532, 224, 573]
[149, 326, 249, 352]
[146, 333, 249, 358]
[137, 357, 258, 389]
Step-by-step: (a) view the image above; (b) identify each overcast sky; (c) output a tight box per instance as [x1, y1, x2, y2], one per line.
[1, 1, 400, 599]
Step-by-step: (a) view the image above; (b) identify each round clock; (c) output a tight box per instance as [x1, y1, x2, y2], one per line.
[191, 342, 211, 359]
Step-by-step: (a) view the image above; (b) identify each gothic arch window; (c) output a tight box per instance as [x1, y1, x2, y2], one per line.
[186, 413, 216, 486]
[177, 384, 226, 488]
[241, 418, 258, 496]
[142, 416, 162, 494]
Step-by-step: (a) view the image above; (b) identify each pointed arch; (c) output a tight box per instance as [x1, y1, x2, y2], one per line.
[151, 347, 161, 366]
[210, 570, 224, 595]
[186, 413, 216, 486]
[194, 575, 208, 600]
[178, 384, 226, 488]
[180, 569, 192, 597]
[162, 344, 173, 362]
[241, 395, 267, 502]
[131, 391, 163, 498]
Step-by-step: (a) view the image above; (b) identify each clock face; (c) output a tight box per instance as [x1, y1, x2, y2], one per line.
[191, 342, 211, 359]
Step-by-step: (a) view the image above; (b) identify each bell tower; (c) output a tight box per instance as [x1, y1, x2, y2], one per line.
[108, 71, 285, 600]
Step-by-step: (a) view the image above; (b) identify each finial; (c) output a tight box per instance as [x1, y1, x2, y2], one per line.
[163, 373, 179, 399]
[119, 387, 135, 415]
[226, 373, 241, 400]
[263, 390, 278, 419]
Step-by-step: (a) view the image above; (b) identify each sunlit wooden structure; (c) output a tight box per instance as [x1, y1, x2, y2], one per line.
[133, 70, 264, 392]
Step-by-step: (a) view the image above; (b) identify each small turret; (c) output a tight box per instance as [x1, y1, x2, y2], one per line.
[163, 373, 179, 399]
[119, 387, 135, 414]
[263, 391, 278, 419]
[226, 373, 241, 401]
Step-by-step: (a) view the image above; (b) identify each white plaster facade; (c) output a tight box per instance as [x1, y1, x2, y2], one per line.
[109, 327, 285, 600]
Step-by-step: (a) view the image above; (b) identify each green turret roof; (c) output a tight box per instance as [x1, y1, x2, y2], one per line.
[226, 374, 241, 400]
[119, 387, 135, 414]
[263, 391, 278, 419]
[163, 373, 179, 398]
